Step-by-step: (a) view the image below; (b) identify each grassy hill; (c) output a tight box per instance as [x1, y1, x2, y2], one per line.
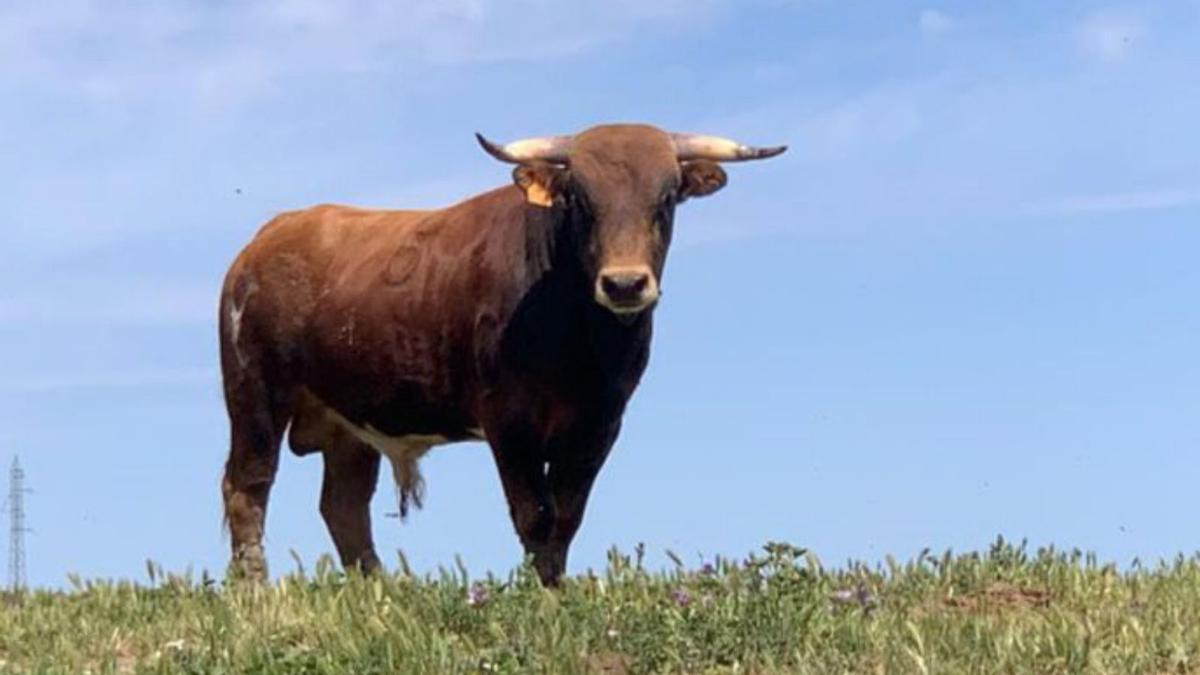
[2, 539, 1198, 674]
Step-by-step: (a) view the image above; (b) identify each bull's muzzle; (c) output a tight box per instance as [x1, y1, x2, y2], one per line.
[595, 266, 659, 315]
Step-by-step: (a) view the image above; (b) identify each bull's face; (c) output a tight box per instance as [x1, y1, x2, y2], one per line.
[477, 124, 785, 317]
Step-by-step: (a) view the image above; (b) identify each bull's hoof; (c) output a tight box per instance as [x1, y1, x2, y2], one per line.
[530, 548, 566, 588]
[345, 550, 383, 575]
[229, 543, 268, 583]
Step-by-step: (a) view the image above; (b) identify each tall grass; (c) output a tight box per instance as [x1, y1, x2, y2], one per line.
[2, 539, 1198, 673]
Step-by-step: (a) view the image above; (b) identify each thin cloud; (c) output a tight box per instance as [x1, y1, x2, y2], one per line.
[792, 80, 930, 162]
[0, 0, 727, 109]
[919, 9, 954, 39]
[1029, 187, 1200, 216]
[0, 277, 217, 325]
[1076, 8, 1146, 62]
[0, 367, 217, 392]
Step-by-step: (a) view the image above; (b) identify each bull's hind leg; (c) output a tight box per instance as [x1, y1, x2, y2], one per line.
[320, 442, 383, 573]
[221, 373, 291, 582]
[222, 403, 288, 581]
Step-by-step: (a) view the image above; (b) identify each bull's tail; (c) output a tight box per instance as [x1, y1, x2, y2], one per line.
[389, 455, 425, 520]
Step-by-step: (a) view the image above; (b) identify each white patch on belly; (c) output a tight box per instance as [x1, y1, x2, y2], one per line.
[324, 408, 447, 518]
[353, 424, 444, 495]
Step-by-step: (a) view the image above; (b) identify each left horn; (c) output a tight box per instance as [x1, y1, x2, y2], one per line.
[475, 132, 573, 164]
[671, 133, 787, 162]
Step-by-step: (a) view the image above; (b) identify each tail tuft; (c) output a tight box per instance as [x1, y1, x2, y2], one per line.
[390, 457, 426, 521]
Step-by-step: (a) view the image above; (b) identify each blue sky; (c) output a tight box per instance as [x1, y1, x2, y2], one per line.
[3, 0, 1199, 588]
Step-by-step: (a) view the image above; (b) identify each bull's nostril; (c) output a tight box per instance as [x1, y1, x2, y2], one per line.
[600, 272, 651, 304]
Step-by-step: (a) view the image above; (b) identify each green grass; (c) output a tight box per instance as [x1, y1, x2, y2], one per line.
[2, 539, 1199, 674]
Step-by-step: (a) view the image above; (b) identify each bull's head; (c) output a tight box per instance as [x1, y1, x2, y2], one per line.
[476, 124, 785, 316]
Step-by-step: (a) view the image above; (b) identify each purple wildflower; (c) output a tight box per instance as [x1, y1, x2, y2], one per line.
[830, 584, 876, 609]
[466, 583, 490, 607]
[700, 563, 716, 577]
[671, 588, 692, 607]
[830, 588, 856, 603]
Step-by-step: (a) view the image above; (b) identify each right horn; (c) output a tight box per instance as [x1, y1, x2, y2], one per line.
[671, 133, 788, 162]
[475, 132, 573, 164]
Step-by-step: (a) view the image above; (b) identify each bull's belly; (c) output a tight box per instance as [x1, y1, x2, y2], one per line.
[338, 412, 485, 514]
[288, 388, 486, 515]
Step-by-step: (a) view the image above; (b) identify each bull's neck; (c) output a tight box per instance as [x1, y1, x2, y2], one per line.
[522, 202, 653, 356]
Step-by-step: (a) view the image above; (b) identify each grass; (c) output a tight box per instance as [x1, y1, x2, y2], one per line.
[2, 538, 1199, 674]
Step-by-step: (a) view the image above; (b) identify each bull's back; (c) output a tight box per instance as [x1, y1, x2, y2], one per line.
[220, 190, 532, 435]
[219, 205, 431, 377]
[299, 193, 526, 428]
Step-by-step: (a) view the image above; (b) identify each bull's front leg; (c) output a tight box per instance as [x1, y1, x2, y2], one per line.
[491, 421, 619, 585]
[489, 428, 558, 584]
[538, 424, 619, 583]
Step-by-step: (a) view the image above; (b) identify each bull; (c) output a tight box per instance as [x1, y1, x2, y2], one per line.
[218, 123, 785, 585]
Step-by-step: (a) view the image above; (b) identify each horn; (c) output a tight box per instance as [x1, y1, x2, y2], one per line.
[475, 132, 573, 164]
[671, 133, 787, 162]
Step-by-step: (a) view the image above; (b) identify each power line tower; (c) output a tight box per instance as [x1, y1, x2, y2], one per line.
[7, 456, 29, 592]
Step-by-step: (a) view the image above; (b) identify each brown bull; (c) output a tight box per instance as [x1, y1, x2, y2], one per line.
[219, 123, 785, 585]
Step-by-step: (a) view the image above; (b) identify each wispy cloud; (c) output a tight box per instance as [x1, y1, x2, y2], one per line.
[696, 22, 1200, 238]
[918, 9, 954, 39]
[792, 81, 929, 163]
[0, 366, 217, 392]
[0, 0, 727, 109]
[346, 172, 498, 211]
[1029, 186, 1200, 216]
[0, 277, 217, 325]
[1076, 7, 1146, 62]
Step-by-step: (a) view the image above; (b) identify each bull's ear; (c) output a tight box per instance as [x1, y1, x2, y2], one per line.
[679, 160, 728, 201]
[513, 163, 567, 208]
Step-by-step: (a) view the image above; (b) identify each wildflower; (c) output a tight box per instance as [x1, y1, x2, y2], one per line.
[466, 583, 490, 607]
[700, 563, 716, 576]
[830, 584, 876, 609]
[671, 587, 691, 607]
[830, 588, 855, 603]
